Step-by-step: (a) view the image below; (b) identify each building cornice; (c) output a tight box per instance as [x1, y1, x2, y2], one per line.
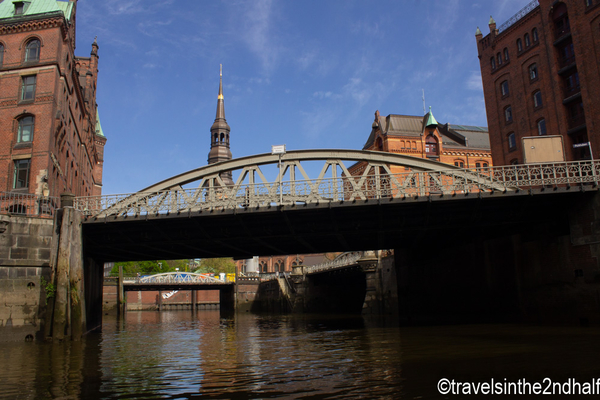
[0, 13, 68, 41]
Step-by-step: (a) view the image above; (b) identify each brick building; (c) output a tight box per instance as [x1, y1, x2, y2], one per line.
[0, 0, 105, 202]
[352, 108, 493, 175]
[476, 0, 600, 165]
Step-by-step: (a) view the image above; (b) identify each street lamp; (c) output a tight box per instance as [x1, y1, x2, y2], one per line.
[272, 145, 286, 205]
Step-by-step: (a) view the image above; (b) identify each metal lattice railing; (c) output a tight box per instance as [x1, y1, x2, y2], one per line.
[74, 161, 600, 219]
[0, 192, 58, 218]
[124, 272, 230, 285]
[498, 0, 539, 33]
[305, 252, 363, 275]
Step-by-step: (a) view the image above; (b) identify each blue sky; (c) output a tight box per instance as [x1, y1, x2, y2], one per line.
[73, 0, 531, 195]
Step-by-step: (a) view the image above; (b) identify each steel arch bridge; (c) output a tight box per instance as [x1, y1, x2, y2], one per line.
[124, 272, 230, 285]
[74, 149, 535, 218]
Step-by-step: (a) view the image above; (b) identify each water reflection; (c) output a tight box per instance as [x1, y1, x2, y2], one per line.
[0, 311, 599, 399]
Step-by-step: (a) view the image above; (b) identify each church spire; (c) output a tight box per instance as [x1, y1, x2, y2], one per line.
[207, 65, 233, 184]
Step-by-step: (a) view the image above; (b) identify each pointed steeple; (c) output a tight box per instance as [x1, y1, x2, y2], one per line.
[207, 65, 233, 184]
[424, 106, 438, 128]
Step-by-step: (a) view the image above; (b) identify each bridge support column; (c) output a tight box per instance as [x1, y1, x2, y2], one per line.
[219, 286, 235, 316]
[359, 251, 380, 315]
[44, 193, 86, 341]
[191, 290, 197, 310]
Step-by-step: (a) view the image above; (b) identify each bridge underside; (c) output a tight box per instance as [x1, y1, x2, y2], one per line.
[82, 188, 587, 262]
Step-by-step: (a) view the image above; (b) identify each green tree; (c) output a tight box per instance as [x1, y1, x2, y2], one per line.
[110, 260, 178, 276]
[195, 258, 236, 274]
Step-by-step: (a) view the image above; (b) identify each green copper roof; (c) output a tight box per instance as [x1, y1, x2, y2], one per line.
[424, 106, 438, 127]
[0, 0, 74, 21]
[95, 109, 105, 138]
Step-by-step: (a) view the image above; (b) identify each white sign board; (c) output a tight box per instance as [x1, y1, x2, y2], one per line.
[271, 145, 286, 154]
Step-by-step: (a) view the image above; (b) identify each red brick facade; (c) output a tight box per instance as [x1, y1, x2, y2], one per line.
[0, 1, 105, 199]
[477, 0, 600, 165]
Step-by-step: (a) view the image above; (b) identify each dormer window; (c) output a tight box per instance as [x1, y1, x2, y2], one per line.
[14, 1, 27, 15]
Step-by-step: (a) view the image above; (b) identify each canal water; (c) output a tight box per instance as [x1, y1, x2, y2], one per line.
[1, 311, 599, 399]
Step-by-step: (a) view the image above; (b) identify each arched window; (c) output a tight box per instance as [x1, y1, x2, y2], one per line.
[220, 132, 225, 142]
[508, 132, 516, 150]
[553, 3, 570, 39]
[275, 260, 285, 272]
[501, 80, 509, 97]
[533, 90, 543, 108]
[0, 43, 4, 67]
[425, 135, 438, 157]
[25, 39, 40, 62]
[490, 56, 496, 70]
[18, 115, 34, 142]
[532, 27, 539, 42]
[454, 160, 465, 168]
[537, 118, 547, 135]
[260, 261, 268, 273]
[214, 133, 218, 143]
[529, 63, 538, 81]
[505, 106, 513, 123]
[517, 38, 523, 52]
[375, 137, 383, 151]
[503, 47, 509, 62]
[497, 52, 502, 66]
[524, 33, 530, 47]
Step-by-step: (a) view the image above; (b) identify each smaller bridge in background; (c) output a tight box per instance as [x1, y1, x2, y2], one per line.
[123, 272, 234, 292]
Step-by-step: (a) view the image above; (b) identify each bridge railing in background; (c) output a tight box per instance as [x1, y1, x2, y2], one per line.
[0, 192, 58, 218]
[73, 161, 600, 218]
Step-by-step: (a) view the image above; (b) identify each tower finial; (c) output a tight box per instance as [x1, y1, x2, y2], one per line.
[218, 65, 224, 100]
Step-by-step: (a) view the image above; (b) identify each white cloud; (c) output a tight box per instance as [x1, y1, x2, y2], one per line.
[466, 71, 483, 91]
[240, 0, 279, 72]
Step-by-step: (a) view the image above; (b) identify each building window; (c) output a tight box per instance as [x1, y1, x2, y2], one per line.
[508, 132, 516, 151]
[532, 28, 539, 42]
[510, 158, 519, 165]
[425, 135, 438, 157]
[14, 1, 25, 15]
[21, 75, 36, 101]
[490, 56, 496, 70]
[17, 116, 34, 142]
[524, 33, 530, 47]
[275, 260, 285, 272]
[503, 47, 509, 62]
[25, 39, 40, 63]
[564, 71, 580, 97]
[559, 42, 575, 67]
[0, 43, 4, 67]
[497, 52, 502, 66]
[537, 119, 547, 135]
[260, 261, 268, 273]
[13, 159, 31, 189]
[553, 3, 570, 39]
[533, 90, 543, 108]
[529, 63, 538, 81]
[517, 38, 523, 52]
[501, 80, 509, 97]
[585, 0, 593, 8]
[505, 106, 513, 123]
[454, 160, 465, 168]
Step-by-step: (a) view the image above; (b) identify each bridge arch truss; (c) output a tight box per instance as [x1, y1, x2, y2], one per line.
[75, 150, 599, 218]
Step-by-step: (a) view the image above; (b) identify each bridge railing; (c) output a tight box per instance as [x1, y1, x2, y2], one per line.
[73, 161, 600, 218]
[0, 192, 58, 218]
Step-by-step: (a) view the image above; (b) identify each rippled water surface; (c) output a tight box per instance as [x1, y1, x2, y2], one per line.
[1, 311, 600, 399]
